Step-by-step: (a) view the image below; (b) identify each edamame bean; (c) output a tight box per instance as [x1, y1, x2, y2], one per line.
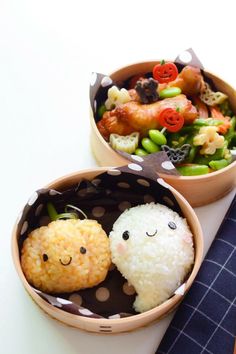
[135, 148, 149, 157]
[148, 130, 167, 145]
[177, 164, 209, 176]
[209, 159, 229, 170]
[159, 87, 182, 99]
[97, 104, 107, 118]
[141, 138, 160, 153]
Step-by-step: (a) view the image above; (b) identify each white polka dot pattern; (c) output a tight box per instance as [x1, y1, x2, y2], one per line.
[28, 192, 38, 206]
[108, 314, 121, 319]
[130, 155, 144, 162]
[92, 178, 101, 186]
[35, 204, 43, 216]
[101, 76, 112, 87]
[174, 283, 186, 295]
[49, 189, 61, 196]
[90, 72, 97, 86]
[117, 182, 130, 189]
[107, 169, 121, 176]
[179, 51, 192, 64]
[20, 221, 28, 235]
[123, 282, 136, 296]
[16, 210, 23, 224]
[79, 308, 94, 316]
[92, 206, 105, 218]
[57, 298, 72, 305]
[137, 179, 150, 187]
[161, 161, 175, 170]
[69, 294, 83, 306]
[157, 178, 170, 189]
[95, 287, 110, 302]
[77, 188, 87, 197]
[143, 194, 155, 203]
[128, 163, 143, 171]
[162, 196, 175, 207]
[94, 99, 97, 113]
[118, 201, 131, 211]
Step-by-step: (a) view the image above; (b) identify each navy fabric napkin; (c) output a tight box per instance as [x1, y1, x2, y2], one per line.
[156, 194, 236, 354]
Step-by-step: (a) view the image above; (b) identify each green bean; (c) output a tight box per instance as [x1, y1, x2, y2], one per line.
[194, 148, 224, 165]
[159, 87, 182, 99]
[187, 146, 198, 163]
[167, 133, 181, 147]
[148, 130, 167, 145]
[177, 165, 210, 176]
[141, 138, 160, 153]
[179, 126, 198, 134]
[209, 159, 229, 170]
[230, 132, 236, 148]
[219, 100, 233, 117]
[97, 104, 107, 118]
[193, 118, 224, 127]
[135, 148, 149, 157]
[225, 117, 236, 147]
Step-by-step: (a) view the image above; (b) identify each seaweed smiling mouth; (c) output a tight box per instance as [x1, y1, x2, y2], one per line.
[59, 256, 72, 266]
[146, 230, 157, 237]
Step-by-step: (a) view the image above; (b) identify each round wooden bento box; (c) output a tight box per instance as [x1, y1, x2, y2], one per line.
[12, 167, 203, 333]
[90, 61, 236, 207]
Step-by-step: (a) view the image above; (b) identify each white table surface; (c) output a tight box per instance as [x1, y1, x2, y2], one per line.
[0, 1, 235, 353]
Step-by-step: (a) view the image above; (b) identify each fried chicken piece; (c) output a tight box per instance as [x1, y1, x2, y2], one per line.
[97, 113, 135, 140]
[170, 65, 204, 96]
[97, 94, 198, 139]
[159, 66, 205, 96]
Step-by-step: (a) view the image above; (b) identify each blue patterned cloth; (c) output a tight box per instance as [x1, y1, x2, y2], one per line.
[156, 195, 236, 354]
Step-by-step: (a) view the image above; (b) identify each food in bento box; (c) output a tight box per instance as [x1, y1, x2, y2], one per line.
[21, 206, 111, 293]
[109, 203, 194, 313]
[96, 62, 236, 176]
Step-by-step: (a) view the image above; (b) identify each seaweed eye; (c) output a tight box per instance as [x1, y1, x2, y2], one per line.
[80, 246, 87, 254]
[168, 221, 177, 230]
[42, 254, 48, 262]
[122, 231, 130, 240]
[146, 230, 157, 237]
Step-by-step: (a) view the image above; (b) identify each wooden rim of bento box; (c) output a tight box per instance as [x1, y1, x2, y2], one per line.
[90, 61, 236, 207]
[12, 167, 203, 334]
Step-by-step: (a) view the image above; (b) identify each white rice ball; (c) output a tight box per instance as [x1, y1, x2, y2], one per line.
[109, 203, 194, 313]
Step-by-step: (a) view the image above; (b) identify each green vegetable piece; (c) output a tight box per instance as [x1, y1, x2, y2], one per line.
[149, 129, 167, 145]
[98, 104, 107, 118]
[47, 202, 78, 221]
[224, 117, 236, 147]
[179, 126, 197, 134]
[135, 148, 149, 157]
[141, 138, 160, 153]
[159, 87, 182, 99]
[177, 165, 210, 176]
[219, 100, 233, 117]
[194, 148, 225, 165]
[209, 159, 229, 170]
[187, 146, 198, 163]
[193, 118, 224, 127]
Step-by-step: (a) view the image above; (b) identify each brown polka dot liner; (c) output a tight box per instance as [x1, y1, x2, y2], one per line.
[17, 162, 183, 319]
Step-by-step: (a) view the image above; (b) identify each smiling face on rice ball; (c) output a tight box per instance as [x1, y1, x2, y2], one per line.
[109, 202, 194, 313]
[21, 219, 111, 294]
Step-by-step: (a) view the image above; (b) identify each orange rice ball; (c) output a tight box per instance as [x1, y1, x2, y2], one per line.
[21, 219, 111, 293]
